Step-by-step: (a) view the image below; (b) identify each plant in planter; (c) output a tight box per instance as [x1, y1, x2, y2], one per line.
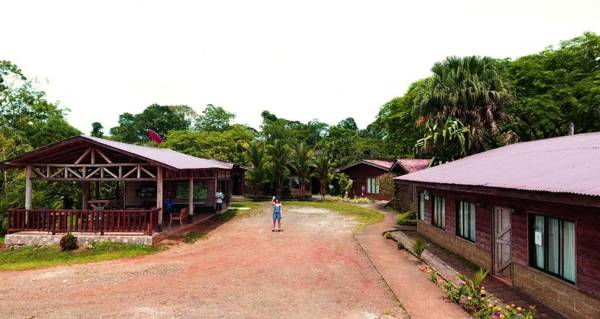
[413, 238, 427, 259]
[59, 233, 78, 251]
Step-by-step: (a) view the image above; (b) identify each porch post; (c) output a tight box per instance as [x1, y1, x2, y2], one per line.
[188, 177, 194, 222]
[81, 181, 89, 209]
[156, 166, 163, 231]
[25, 165, 32, 210]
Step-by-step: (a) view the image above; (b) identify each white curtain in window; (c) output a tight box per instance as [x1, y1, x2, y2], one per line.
[563, 221, 576, 282]
[534, 215, 545, 269]
[469, 202, 476, 241]
[548, 218, 560, 274]
[418, 193, 425, 220]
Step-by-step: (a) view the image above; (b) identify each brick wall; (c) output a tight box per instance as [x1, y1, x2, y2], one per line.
[514, 264, 600, 319]
[418, 221, 492, 270]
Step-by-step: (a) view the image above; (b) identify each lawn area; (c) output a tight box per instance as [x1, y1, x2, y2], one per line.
[285, 201, 383, 228]
[0, 242, 160, 271]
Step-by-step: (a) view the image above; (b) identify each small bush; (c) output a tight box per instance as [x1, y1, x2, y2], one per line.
[385, 232, 394, 239]
[396, 210, 417, 226]
[59, 233, 78, 251]
[413, 238, 427, 259]
[397, 241, 404, 250]
[430, 269, 439, 283]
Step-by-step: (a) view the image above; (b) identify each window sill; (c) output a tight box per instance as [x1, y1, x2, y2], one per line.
[456, 235, 476, 244]
[526, 265, 576, 286]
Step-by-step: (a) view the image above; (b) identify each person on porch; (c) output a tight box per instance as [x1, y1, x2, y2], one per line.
[215, 190, 224, 212]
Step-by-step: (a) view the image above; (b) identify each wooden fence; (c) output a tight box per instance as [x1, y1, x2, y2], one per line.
[7, 208, 159, 235]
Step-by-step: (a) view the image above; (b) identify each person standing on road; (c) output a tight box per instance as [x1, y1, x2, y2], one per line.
[272, 197, 282, 232]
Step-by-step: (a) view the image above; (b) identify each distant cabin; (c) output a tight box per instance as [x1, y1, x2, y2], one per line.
[336, 159, 431, 201]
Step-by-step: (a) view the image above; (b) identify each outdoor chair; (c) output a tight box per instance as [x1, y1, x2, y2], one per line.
[169, 207, 189, 228]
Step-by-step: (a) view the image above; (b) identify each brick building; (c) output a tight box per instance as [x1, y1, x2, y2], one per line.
[395, 133, 600, 319]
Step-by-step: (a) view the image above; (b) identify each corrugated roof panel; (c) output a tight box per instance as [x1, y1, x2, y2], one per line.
[395, 132, 600, 197]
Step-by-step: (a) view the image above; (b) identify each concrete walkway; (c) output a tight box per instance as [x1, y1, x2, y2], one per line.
[355, 211, 469, 319]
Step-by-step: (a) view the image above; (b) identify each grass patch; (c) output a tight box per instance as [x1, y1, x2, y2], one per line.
[285, 201, 383, 228]
[396, 210, 417, 226]
[183, 231, 207, 243]
[0, 236, 4, 245]
[0, 242, 159, 271]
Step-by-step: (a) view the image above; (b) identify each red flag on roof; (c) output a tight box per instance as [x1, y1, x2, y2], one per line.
[146, 129, 163, 144]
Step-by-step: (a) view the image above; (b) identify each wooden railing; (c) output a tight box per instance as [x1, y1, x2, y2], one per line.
[7, 208, 160, 235]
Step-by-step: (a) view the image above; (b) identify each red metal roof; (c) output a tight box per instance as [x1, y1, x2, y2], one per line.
[363, 159, 396, 170]
[394, 159, 432, 173]
[395, 132, 600, 197]
[2, 135, 233, 171]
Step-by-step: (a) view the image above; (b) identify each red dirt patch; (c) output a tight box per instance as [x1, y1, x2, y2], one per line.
[0, 203, 406, 318]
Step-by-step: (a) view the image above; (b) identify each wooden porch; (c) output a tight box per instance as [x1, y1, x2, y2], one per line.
[1, 136, 237, 242]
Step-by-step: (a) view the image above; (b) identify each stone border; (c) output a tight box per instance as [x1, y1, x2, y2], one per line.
[5, 233, 153, 247]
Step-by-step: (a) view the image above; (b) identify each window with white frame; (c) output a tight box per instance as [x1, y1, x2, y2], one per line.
[530, 214, 576, 283]
[432, 196, 445, 229]
[456, 201, 476, 241]
[367, 177, 380, 194]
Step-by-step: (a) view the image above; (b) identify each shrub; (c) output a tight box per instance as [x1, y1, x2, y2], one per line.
[59, 233, 78, 251]
[385, 232, 394, 240]
[430, 269, 439, 283]
[396, 210, 417, 226]
[323, 195, 373, 204]
[413, 238, 427, 258]
[397, 241, 404, 250]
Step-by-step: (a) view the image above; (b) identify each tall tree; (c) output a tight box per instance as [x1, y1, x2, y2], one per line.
[266, 139, 289, 198]
[504, 32, 600, 140]
[90, 122, 104, 138]
[313, 151, 331, 199]
[162, 124, 255, 165]
[109, 104, 191, 143]
[245, 141, 269, 200]
[195, 104, 235, 132]
[420, 56, 513, 152]
[290, 143, 313, 200]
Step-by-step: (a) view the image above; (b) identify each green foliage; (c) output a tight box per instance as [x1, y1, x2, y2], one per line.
[90, 122, 104, 138]
[109, 104, 192, 143]
[323, 195, 372, 204]
[162, 124, 255, 165]
[397, 241, 404, 250]
[377, 173, 396, 199]
[420, 56, 513, 152]
[290, 143, 313, 200]
[415, 117, 470, 164]
[396, 210, 417, 226]
[328, 173, 353, 197]
[244, 141, 269, 200]
[266, 139, 290, 198]
[0, 242, 159, 271]
[504, 32, 600, 140]
[313, 151, 332, 199]
[413, 238, 427, 258]
[59, 233, 78, 251]
[430, 269, 439, 283]
[195, 104, 235, 132]
[442, 268, 536, 319]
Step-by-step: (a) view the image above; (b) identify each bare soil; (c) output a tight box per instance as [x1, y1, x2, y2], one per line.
[0, 204, 406, 319]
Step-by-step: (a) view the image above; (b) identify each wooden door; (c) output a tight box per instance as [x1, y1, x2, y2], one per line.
[494, 207, 512, 279]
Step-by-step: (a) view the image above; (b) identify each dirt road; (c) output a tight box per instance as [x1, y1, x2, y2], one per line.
[0, 204, 406, 319]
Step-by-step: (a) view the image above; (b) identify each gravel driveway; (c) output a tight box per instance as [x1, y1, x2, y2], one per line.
[0, 203, 406, 319]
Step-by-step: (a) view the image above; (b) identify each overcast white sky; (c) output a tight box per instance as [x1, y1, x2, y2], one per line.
[2, 0, 600, 133]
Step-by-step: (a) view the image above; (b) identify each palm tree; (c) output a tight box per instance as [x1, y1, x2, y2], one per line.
[245, 141, 269, 200]
[415, 117, 470, 165]
[419, 56, 513, 152]
[266, 139, 289, 199]
[312, 151, 331, 200]
[290, 143, 313, 200]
